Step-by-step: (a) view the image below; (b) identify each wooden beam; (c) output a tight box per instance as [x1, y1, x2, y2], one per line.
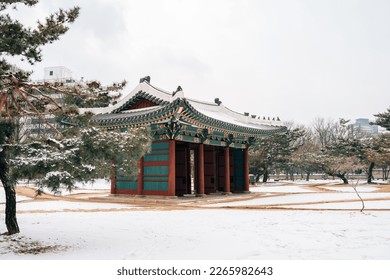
[224, 146, 231, 194]
[137, 156, 144, 195]
[168, 140, 176, 196]
[244, 148, 250, 192]
[111, 160, 116, 194]
[198, 143, 205, 196]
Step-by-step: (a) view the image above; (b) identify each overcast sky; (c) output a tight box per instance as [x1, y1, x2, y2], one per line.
[7, 0, 390, 125]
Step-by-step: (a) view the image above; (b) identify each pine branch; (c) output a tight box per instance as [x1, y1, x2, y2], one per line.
[15, 87, 61, 136]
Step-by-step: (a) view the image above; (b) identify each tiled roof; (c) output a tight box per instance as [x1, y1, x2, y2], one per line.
[88, 80, 286, 137]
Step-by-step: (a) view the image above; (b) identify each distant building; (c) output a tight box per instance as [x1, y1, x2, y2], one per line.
[353, 118, 379, 136]
[43, 66, 74, 83]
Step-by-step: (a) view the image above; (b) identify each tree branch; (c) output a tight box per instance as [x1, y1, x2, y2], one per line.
[15, 88, 61, 137]
[351, 180, 365, 212]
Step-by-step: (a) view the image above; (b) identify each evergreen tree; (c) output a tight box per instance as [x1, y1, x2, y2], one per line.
[61, 80, 126, 109]
[249, 128, 304, 182]
[309, 119, 370, 184]
[12, 127, 151, 194]
[374, 107, 390, 131]
[0, 0, 79, 234]
[322, 138, 367, 184]
[365, 134, 390, 181]
[1, 2, 153, 236]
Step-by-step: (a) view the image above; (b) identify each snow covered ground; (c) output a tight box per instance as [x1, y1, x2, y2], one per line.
[0, 180, 389, 260]
[16, 200, 138, 212]
[2, 210, 390, 260]
[205, 192, 390, 208]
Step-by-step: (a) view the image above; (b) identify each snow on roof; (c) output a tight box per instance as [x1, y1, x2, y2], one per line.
[79, 81, 175, 115]
[84, 79, 285, 131]
[186, 97, 283, 130]
[92, 105, 163, 121]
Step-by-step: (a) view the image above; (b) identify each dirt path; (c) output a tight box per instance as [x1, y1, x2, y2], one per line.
[12, 182, 390, 212]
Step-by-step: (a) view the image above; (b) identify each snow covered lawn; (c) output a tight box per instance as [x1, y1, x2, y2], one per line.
[281, 200, 390, 210]
[1, 210, 389, 260]
[16, 200, 138, 212]
[205, 193, 390, 208]
[0, 181, 389, 260]
[250, 185, 317, 193]
[0, 191, 31, 203]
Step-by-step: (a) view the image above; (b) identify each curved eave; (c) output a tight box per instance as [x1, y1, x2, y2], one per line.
[180, 99, 286, 137]
[93, 101, 179, 128]
[93, 98, 286, 137]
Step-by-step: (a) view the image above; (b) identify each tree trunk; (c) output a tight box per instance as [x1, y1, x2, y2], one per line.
[262, 169, 269, 182]
[306, 173, 310, 181]
[290, 171, 295, 181]
[336, 173, 348, 184]
[1, 180, 20, 235]
[324, 167, 349, 184]
[367, 162, 375, 184]
[383, 167, 389, 181]
[0, 120, 20, 235]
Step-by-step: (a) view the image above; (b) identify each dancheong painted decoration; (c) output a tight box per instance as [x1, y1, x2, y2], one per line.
[84, 77, 286, 197]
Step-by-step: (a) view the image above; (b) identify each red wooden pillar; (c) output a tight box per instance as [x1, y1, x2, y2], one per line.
[198, 143, 205, 196]
[111, 160, 116, 194]
[168, 139, 176, 196]
[137, 156, 144, 195]
[224, 146, 231, 194]
[244, 148, 250, 192]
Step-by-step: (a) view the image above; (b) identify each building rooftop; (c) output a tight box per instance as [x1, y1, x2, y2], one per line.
[83, 78, 286, 137]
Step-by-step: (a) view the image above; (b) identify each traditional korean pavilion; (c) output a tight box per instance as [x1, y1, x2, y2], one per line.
[89, 77, 286, 197]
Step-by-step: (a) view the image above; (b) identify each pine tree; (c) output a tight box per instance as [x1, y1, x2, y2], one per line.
[0, 1, 79, 234]
[249, 128, 304, 182]
[374, 107, 390, 131]
[12, 127, 151, 195]
[365, 134, 390, 181]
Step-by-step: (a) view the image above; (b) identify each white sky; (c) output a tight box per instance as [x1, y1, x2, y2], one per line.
[7, 0, 390, 125]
